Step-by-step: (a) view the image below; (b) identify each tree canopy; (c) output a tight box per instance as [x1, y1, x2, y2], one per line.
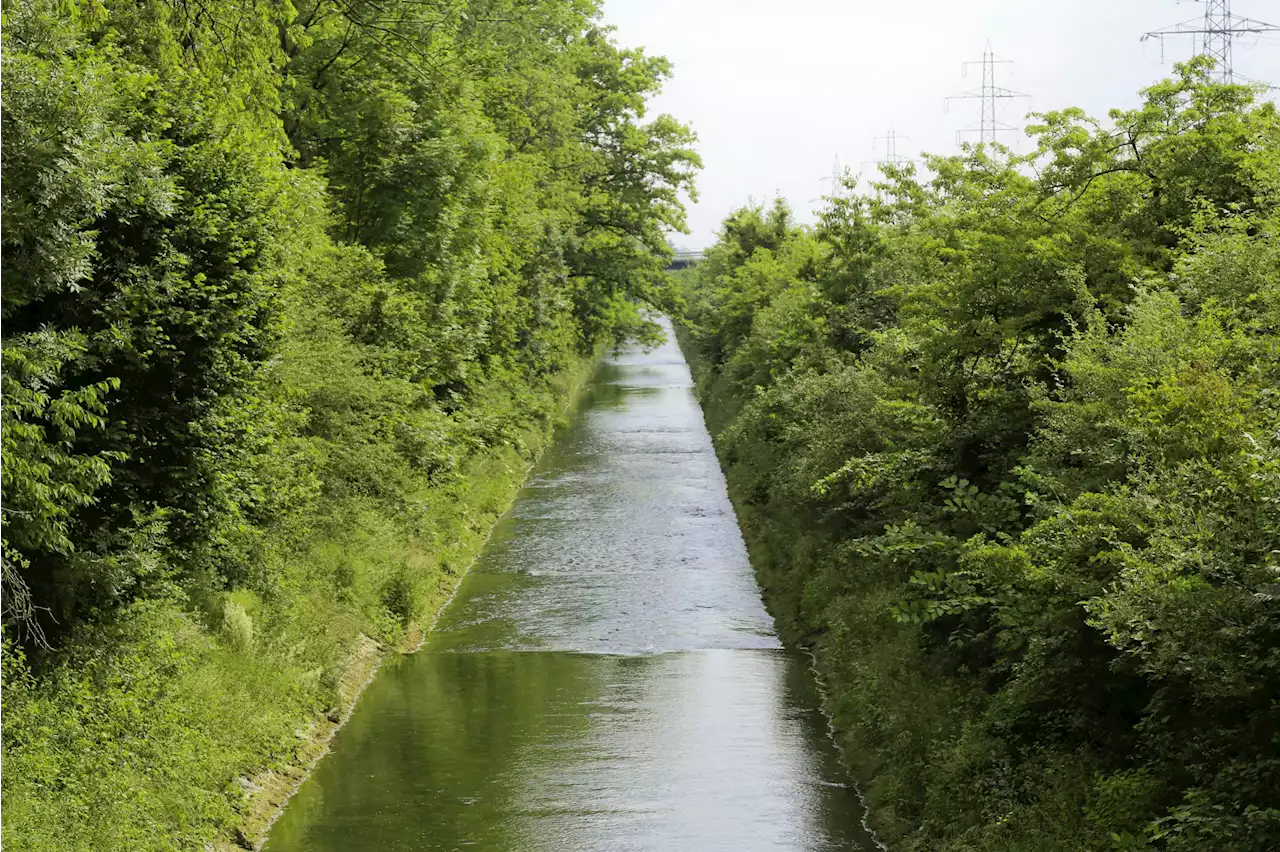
[2, 0, 698, 645]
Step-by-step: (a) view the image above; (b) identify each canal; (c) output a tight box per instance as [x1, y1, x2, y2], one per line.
[265, 321, 878, 851]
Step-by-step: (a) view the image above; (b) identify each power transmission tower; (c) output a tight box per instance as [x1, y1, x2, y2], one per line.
[863, 129, 913, 169]
[946, 42, 1029, 146]
[810, 156, 846, 203]
[1142, 0, 1280, 84]
[826, 156, 844, 195]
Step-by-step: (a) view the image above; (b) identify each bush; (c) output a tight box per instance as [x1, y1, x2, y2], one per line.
[221, 600, 255, 652]
[380, 568, 421, 627]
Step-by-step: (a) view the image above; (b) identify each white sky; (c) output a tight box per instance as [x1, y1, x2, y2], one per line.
[600, 0, 1280, 248]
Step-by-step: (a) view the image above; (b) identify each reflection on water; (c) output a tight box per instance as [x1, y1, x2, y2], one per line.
[266, 320, 876, 852]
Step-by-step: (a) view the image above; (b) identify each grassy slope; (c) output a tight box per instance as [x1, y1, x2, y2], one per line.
[677, 324, 974, 849]
[2, 351, 603, 852]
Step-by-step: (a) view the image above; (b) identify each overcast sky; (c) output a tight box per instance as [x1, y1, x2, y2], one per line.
[600, 0, 1280, 248]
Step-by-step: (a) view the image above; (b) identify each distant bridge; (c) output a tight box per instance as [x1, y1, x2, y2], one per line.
[667, 249, 705, 271]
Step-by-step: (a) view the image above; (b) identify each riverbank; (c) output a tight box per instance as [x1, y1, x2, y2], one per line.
[3, 349, 604, 852]
[216, 348, 605, 850]
[673, 322, 887, 821]
[674, 321, 931, 847]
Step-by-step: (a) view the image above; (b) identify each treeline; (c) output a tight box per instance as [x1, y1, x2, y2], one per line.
[1, 1, 695, 847]
[679, 62, 1279, 852]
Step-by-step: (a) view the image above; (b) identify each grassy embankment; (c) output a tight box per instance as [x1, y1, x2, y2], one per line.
[680, 326, 942, 844]
[3, 351, 602, 852]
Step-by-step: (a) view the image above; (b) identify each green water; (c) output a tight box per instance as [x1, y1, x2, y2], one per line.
[265, 322, 879, 851]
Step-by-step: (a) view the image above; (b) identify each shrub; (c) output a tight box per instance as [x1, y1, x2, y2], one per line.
[221, 600, 255, 652]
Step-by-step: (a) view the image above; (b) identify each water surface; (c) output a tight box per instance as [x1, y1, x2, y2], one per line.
[266, 321, 877, 851]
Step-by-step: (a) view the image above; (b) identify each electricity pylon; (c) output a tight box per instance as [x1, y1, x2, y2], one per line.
[946, 41, 1029, 146]
[1142, 0, 1279, 84]
[826, 156, 845, 195]
[865, 130, 913, 169]
[810, 156, 846, 203]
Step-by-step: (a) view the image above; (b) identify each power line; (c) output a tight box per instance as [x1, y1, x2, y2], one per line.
[1142, 0, 1279, 84]
[946, 41, 1029, 146]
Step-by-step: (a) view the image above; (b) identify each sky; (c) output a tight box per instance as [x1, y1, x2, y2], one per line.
[599, 0, 1280, 249]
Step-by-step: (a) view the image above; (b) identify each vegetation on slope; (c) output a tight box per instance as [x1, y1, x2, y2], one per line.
[679, 61, 1279, 852]
[0, 1, 696, 847]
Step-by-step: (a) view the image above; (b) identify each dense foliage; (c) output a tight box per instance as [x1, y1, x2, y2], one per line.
[1, 1, 696, 847]
[680, 61, 1279, 852]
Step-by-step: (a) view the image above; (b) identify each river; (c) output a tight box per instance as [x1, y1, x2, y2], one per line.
[265, 320, 878, 851]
